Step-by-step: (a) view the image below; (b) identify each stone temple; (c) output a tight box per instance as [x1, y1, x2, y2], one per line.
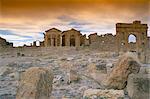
[43, 28, 85, 47]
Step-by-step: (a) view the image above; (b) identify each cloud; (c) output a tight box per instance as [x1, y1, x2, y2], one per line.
[0, 0, 149, 46]
[0, 30, 33, 38]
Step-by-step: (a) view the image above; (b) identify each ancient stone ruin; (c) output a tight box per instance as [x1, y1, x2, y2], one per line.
[0, 37, 13, 48]
[0, 20, 149, 99]
[40, 20, 149, 63]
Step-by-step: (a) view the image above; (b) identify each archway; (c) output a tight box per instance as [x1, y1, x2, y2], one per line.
[70, 35, 75, 46]
[128, 34, 137, 52]
[128, 34, 136, 43]
[62, 35, 65, 46]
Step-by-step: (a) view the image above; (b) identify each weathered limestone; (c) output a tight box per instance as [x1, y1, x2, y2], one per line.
[88, 33, 99, 44]
[127, 74, 150, 99]
[68, 69, 80, 83]
[87, 63, 107, 73]
[102, 52, 141, 89]
[16, 67, 53, 99]
[116, 20, 148, 53]
[83, 89, 124, 99]
[89, 33, 116, 51]
[62, 28, 82, 47]
[44, 28, 61, 47]
[44, 28, 86, 47]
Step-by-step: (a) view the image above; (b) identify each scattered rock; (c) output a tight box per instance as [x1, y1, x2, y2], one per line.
[53, 75, 65, 86]
[87, 63, 107, 74]
[127, 74, 150, 99]
[68, 70, 80, 83]
[96, 63, 107, 73]
[102, 52, 141, 89]
[83, 89, 124, 99]
[16, 67, 53, 99]
[87, 63, 97, 73]
[0, 66, 13, 77]
[67, 57, 74, 61]
[139, 67, 150, 74]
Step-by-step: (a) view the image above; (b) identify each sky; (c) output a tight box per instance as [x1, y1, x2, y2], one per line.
[0, 0, 150, 46]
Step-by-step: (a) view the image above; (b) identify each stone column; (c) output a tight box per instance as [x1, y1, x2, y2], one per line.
[51, 38, 53, 47]
[60, 36, 62, 46]
[125, 33, 129, 52]
[66, 35, 70, 46]
[55, 38, 57, 46]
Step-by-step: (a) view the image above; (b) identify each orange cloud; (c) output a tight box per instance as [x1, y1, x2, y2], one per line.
[0, 0, 149, 46]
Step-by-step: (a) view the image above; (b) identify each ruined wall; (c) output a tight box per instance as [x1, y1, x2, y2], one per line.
[40, 41, 44, 47]
[145, 37, 150, 63]
[89, 33, 116, 51]
[88, 33, 99, 44]
[148, 37, 150, 48]
[80, 34, 88, 46]
[0, 37, 13, 48]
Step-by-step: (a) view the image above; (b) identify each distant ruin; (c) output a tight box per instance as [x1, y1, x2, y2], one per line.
[0, 21, 149, 63]
[42, 21, 149, 51]
[43, 28, 85, 47]
[40, 20, 149, 63]
[0, 37, 13, 48]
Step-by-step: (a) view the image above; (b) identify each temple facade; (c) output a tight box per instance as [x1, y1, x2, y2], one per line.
[44, 28, 86, 47]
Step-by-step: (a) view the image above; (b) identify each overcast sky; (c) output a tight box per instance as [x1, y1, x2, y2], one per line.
[0, 0, 150, 46]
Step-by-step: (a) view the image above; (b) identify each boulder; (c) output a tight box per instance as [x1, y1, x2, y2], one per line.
[127, 74, 150, 99]
[87, 63, 97, 73]
[83, 89, 124, 99]
[139, 67, 150, 74]
[102, 52, 141, 89]
[68, 69, 80, 83]
[16, 67, 53, 99]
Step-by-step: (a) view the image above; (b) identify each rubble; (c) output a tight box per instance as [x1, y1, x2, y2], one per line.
[83, 89, 124, 99]
[0, 48, 149, 98]
[127, 74, 150, 99]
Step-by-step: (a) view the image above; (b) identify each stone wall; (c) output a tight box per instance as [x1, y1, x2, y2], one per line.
[148, 37, 150, 48]
[89, 33, 117, 51]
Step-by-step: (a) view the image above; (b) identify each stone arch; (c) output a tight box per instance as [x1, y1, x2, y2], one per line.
[116, 21, 148, 55]
[128, 34, 136, 43]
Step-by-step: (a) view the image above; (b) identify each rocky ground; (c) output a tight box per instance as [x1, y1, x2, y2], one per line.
[0, 47, 149, 99]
